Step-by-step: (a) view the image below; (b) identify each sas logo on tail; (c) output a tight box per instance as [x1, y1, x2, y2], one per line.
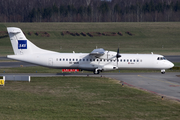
[18, 40, 27, 49]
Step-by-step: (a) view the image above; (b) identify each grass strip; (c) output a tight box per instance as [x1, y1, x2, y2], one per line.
[0, 77, 180, 120]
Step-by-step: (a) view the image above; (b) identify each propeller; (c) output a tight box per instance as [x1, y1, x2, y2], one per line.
[116, 48, 121, 68]
[116, 48, 121, 58]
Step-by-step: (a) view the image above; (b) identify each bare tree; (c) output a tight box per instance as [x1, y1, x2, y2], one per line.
[86, 0, 91, 6]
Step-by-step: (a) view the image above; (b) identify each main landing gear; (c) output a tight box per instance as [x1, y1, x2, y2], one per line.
[93, 69, 100, 74]
[161, 69, 165, 74]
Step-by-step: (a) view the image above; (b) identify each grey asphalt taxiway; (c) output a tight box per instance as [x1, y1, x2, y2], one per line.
[0, 56, 180, 101]
[105, 72, 180, 100]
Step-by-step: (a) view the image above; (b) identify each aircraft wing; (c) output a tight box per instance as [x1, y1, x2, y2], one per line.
[89, 48, 105, 57]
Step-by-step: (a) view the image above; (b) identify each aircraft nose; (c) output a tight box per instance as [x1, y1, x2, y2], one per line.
[169, 61, 174, 68]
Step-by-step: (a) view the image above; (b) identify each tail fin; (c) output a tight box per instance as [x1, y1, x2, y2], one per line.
[7, 27, 44, 55]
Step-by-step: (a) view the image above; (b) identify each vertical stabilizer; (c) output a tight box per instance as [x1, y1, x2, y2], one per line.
[7, 27, 45, 55]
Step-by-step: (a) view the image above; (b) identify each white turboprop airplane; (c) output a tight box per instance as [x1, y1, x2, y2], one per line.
[7, 27, 174, 74]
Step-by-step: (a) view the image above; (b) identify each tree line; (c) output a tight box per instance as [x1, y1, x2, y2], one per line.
[0, 0, 180, 22]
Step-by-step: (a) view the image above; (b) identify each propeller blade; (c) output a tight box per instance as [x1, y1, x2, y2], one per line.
[117, 48, 119, 54]
[116, 48, 121, 58]
[116, 48, 121, 68]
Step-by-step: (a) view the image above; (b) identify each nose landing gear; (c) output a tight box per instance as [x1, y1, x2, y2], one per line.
[161, 69, 165, 74]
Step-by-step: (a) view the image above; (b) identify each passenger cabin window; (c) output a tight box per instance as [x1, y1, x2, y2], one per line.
[59, 59, 61, 61]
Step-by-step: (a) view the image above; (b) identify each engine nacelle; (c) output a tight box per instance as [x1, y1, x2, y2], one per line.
[98, 51, 117, 60]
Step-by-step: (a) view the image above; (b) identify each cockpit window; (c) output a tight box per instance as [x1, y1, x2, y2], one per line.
[157, 57, 166, 60]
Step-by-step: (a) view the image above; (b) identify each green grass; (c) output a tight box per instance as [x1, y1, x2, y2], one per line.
[0, 22, 180, 55]
[1, 66, 62, 73]
[174, 62, 180, 67]
[0, 77, 180, 120]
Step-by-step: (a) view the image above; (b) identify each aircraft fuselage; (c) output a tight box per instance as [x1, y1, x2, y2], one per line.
[8, 52, 174, 72]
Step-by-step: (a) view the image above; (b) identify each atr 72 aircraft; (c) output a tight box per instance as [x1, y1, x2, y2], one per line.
[7, 27, 174, 74]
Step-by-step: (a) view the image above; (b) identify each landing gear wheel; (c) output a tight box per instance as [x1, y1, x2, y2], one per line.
[161, 69, 165, 74]
[93, 69, 100, 74]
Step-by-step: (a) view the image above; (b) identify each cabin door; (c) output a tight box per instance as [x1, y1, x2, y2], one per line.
[48, 58, 53, 66]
